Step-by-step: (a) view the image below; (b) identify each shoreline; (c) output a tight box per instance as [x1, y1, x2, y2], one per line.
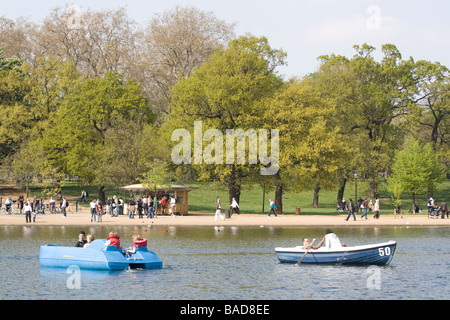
[2, 209, 450, 227]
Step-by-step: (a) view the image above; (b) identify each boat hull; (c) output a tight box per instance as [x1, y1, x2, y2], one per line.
[275, 241, 396, 265]
[39, 239, 163, 270]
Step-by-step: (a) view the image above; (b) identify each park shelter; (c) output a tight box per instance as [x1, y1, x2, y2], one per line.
[119, 183, 197, 215]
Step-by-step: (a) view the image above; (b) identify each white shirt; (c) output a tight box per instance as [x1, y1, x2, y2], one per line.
[325, 233, 342, 249]
[90, 201, 97, 209]
[24, 203, 32, 212]
[374, 200, 380, 211]
[231, 200, 239, 208]
[170, 198, 176, 205]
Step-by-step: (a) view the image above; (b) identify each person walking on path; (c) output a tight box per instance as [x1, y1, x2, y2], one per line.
[373, 198, 380, 219]
[361, 198, 368, 220]
[215, 198, 225, 221]
[230, 197, 240, 216]
[345, 199, 356, 221]
[268, 199, 277, 217]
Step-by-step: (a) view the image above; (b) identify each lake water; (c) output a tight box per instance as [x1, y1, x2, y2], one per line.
[0, 225, 449, 301]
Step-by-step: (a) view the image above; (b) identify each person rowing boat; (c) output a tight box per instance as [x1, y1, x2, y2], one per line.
[315, 228, 346, 249]
[301, 237, 320, 250]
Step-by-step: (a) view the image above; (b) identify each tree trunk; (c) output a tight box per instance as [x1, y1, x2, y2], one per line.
[98, 185, 106, 205]
[226, 166, 241, 206]
[336, 177, 347, 208]
[271, 171, 283, 215]
[369, 177, 378, 199]
[312, 183, 320, 208]
[412, 192, 416, 213]
[275, 183, 283, 215]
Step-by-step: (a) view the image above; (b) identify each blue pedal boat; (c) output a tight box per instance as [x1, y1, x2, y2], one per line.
[39, 239, 163, 270]
[275, 241, 396, 265]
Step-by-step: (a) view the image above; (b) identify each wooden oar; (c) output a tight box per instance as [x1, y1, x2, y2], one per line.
[296, 249, 310, 266]
[296, 239, 315, 266]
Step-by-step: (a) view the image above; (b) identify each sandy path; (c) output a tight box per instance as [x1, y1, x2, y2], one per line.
[2, 209, 449, 227]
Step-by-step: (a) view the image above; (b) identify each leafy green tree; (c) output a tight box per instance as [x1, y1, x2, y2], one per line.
[261, 78, 350, 211]
[43, 71, 154, 202]
[0, 60, 31, 161]
[313, 44, 416, 198]
[0, 48, 23, 71]
[388, 139, 446, 211]
[170, 35, 286, 205]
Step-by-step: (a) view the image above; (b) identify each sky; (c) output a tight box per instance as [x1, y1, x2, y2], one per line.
[2, 0, 450, 78]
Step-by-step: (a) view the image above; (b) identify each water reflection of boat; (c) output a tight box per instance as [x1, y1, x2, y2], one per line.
[275, 241, 397, 265]
[39, 239, 163, 270]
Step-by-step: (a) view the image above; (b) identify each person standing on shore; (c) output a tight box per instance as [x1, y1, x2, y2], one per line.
[440, 200, 448, 219]
[97, 200, 103, 222]
[49, 197, 56, 214]
[61, 197, 68, 217]
[24, 200, 32, 223]
[18, 195, 24, 214]
[90, 199, 97, 222]
[170, 196, 176, 216]
[215, 198, 225, 221]
[160, 196, 166, 215]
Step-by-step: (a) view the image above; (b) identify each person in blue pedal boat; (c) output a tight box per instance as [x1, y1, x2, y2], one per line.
[125, 234, 147, 255]
[75, 231, 87, 247]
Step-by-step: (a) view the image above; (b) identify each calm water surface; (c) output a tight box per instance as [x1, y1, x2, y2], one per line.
[0, 225, 449, 300]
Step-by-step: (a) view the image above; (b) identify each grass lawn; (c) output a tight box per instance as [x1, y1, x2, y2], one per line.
[176, 179, 450, 216]
[21, 178, 450, 216]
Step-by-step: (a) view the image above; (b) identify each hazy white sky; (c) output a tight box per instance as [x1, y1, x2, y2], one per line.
[2, 0, 450, 78]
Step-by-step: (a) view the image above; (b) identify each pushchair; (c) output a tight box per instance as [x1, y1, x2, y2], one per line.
[428, 207, 440, 219]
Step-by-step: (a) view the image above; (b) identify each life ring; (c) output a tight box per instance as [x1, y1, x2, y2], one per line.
[133, 238, 147, 248]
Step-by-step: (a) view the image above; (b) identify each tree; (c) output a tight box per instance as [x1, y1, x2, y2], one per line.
[261, 78, 350, 211]
[141, 159, 172, 197]
[388, 139, 446, 211]
[411, 61, 450, 149]
[0, 62, 31, 161]
[313, 44, 416, 198]
[0, 48, 23, 71]
[386, 179, 403, 214]
[170, 35, 286, 205]
[34, 5, 139, 78]
[140, 6, 235, 118]
[42, 71, 154, 202]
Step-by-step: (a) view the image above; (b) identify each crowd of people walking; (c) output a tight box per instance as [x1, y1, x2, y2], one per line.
[339, 197, 381, 221]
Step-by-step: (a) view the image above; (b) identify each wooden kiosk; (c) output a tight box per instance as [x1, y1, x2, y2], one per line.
[120, 183, 196, 215]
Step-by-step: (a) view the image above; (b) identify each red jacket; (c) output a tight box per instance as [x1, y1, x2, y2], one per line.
[107, 236, 120, 249]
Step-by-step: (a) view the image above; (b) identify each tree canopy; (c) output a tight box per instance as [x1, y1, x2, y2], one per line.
[1, 5, 449, 212]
